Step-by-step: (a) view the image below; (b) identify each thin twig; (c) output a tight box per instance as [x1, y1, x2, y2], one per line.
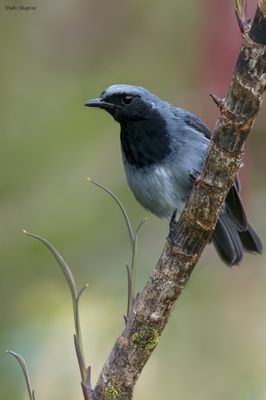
[6, 351, 36, 400]
[87, 178, 134, 246]
[23, 230, 88, 384]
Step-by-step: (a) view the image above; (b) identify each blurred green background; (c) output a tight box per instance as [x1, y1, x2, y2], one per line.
[1, 0, 266, 399]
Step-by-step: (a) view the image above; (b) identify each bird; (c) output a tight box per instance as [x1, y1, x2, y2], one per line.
[85, 84, 262, 266]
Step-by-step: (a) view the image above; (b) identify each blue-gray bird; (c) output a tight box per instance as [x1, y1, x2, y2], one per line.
[85, 84, 262, 266]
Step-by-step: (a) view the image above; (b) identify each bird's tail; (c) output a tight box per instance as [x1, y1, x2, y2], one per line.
[212, 209, 262, 266]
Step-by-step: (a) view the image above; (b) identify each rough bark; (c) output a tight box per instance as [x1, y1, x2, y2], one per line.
[91, 2, 266, 399]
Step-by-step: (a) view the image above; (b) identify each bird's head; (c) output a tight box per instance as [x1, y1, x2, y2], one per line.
[85, 84, 161, 123]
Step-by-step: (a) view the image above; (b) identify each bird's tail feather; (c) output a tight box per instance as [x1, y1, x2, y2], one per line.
[238, 223, 263, 254]
[212, 210, 262, 266]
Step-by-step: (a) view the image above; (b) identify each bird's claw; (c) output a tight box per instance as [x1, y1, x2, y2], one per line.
[189, 168, 200, 183]
[167, 209, 178, 244]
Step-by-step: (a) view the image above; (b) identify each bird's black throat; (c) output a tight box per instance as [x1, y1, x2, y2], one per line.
[120, 109, 170, 168]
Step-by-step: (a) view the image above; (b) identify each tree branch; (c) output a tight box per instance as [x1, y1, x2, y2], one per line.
[92, 2, 266, 399]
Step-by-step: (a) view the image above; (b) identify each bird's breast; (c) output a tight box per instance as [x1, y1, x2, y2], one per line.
[123, 160, 189, 218]
[120, 112, 170, 168]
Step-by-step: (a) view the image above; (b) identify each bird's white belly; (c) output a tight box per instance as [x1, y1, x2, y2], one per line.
[124, 163, 188, 218]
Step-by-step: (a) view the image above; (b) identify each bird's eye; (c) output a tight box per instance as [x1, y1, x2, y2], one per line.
[122, 95, 133, 105]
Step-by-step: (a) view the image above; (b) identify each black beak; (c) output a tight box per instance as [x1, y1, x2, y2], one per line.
[84, 98, 115, 111]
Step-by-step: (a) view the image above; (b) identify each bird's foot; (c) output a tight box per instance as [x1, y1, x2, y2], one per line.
[189, 168, 201, 183]
[167, 209, 178, 244]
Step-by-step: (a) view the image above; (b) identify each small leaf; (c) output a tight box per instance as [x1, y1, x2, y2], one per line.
[235, 0, 247, 16]
[77, 283, 89, 304]
[235, 0, 242, 16]
[235, 0, 250, 34]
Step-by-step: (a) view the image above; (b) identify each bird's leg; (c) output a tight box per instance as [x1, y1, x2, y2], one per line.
[167, 209, 178, 244]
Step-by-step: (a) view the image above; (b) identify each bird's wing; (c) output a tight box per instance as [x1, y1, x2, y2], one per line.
[173, 107, 247, 229]
[172, 107, 212, 139]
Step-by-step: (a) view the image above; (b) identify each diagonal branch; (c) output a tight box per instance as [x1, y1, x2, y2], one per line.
[91, 2, 266, 399]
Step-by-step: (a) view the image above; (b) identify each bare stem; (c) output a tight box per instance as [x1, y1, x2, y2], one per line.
[22, 230, 88, 384]
[6, 351, 36, 400]
[87, 178, 134, 246]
